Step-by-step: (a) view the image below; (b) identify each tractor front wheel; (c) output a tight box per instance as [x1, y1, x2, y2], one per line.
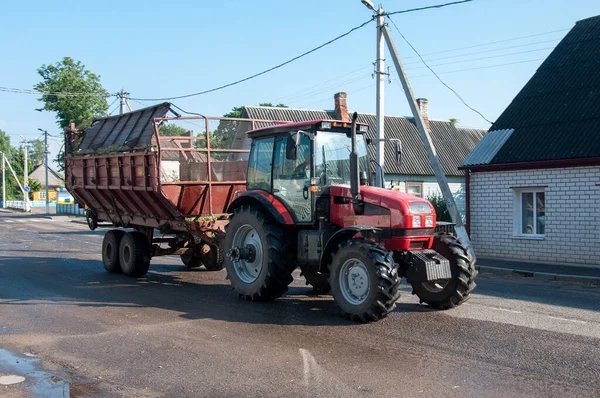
[329, 240, 401, 322]
[410, 232, 477, 309]
[180, 254, 203, 268]
[201, 243, 224, 271]
[224, 206, 293, 301]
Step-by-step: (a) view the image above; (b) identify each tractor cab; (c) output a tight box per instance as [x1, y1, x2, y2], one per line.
[245, 119, 371, 223]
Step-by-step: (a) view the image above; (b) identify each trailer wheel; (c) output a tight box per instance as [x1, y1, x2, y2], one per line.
[119, 231, 151, 278]
[300, 266, 330, 293]
[224, 205, 293, 301]
[329, 240, 401, 322]
[410, 232, 477, 309]
[102, 229, 125, 273]
[180, 254, 203, 268]
[201, 244, 224, 271]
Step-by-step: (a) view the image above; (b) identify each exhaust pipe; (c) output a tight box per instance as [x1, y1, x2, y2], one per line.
[350, 112, 362, 214]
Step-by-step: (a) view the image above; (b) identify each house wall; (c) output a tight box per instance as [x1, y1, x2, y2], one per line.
[469, 166, 600, 266]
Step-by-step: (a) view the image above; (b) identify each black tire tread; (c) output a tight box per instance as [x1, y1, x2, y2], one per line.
[120, 231, 151, 278]
[180, 254, 203, 268]
[202, 244, 224, 271]
[330, 240, 401, 323]
[225, 205, 294, 301]
[102, 229, 125, 273]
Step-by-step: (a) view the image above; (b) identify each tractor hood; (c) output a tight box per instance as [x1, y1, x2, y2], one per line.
[329, 185, 434, 216]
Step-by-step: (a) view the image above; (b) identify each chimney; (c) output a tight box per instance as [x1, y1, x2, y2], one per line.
[334, 92, 350, 122]
[416, 98, 430, 130]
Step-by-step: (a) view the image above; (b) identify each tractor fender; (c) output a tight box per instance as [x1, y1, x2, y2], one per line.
[319, 226, 381, 272]
[227, 191, 295, 225]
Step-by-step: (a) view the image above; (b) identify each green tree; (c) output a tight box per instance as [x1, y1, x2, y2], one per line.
[34, 57, 110, 171]
[449, 118, 459, 126]
[28, 138, 46, 166]
[159, 124, 190, 137]
[212, 103, 288, 149]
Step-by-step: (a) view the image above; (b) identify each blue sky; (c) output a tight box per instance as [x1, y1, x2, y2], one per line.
[0, 0, 598, 167]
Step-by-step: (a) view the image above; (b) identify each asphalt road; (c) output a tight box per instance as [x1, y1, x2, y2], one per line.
[0, 212, 599, 397]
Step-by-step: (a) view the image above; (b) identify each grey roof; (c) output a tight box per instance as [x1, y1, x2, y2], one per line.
[77, 103, 174, 153]
[243, 106, 486, 177]
[465, 15, 600, 166]
[462, 129, 514, 166]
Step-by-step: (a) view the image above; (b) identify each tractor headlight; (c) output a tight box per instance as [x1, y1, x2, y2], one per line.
[425, 215, 433, 227]
[320, 121, 332, 129]
[412, 215, 421, 228]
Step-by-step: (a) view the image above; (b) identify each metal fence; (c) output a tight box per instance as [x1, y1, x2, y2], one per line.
[56, 203, 86, 216]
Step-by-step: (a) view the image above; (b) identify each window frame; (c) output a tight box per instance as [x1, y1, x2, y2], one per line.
[512, 187, 546, 239]
[405, 181, 424, 198]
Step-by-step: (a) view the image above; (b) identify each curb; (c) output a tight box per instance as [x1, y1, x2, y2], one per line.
[477, 265, 600, 286]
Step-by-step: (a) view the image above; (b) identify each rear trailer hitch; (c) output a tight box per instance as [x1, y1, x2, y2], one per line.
[405, 250, 452, 282]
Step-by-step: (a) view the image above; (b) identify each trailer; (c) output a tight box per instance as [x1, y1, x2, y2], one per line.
[65, 103, 285, 274]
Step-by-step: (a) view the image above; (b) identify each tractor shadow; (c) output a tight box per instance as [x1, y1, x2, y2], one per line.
[0, 255, 429, 327]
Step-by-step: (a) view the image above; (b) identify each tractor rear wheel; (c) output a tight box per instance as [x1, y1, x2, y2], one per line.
[201, 243, 224, 271]
[329, 240, 401, 322]
[180, 254, 203, 268]
[224, 205, 293, 301]
[410, 232, 477, 309]
[300, 266, 330, 293]
[102, 229, 125, 273]
[119, 231, 151, 278]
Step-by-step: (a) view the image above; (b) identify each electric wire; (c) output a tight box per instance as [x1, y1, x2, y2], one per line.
[387, 15, 493, 124]
[128, 18, 375, 101]
[0, 86, 115, 98]
[384, 0, 473, 16]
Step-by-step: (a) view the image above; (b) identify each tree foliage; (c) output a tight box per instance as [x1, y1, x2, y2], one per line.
[212, 103, 288, 149]
[34, 57, 110, 171]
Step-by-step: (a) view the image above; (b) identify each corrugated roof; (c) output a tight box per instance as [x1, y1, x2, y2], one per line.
[480, 15, 600, 165]
[462, 129, 514, 166]
[243, 106, 485, 176]
[77, 102, 174, 153]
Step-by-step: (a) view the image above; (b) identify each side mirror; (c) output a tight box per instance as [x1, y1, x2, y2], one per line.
[286, 133, 298, 160]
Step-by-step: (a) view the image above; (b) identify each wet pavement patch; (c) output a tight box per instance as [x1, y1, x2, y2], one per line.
[0, 347, 70, 396]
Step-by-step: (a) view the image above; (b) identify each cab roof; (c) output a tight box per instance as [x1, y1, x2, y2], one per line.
[247, 119, 368, 139]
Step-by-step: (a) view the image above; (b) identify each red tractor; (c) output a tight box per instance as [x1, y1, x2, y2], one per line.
[224, 113, 477, 322]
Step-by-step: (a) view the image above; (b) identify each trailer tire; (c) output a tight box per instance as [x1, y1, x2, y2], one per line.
[102, 229, 125, 273]
[300, 266, 330, 293]
[224, 205, 293, 301]
[119, 231, 151, 278]
[201, 244, 224, 271]
[329, 240, 401, 322]
[410, 232, 477, 309]
[180, 254, 203, 268]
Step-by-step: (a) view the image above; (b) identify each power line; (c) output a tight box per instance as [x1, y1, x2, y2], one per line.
[410, 57, 545, 78]
[387, 15, 493, 124]
[384, 0, 474, 16]
[0, 86, 115, 98]
[129, 18, 375, 102]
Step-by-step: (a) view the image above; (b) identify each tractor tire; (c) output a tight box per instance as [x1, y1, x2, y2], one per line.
[180, 254, 203, 268]
[300, 266, 330, 293]
[224, 205, 294, 301]
[119, 231, 151, 278]
[201, 243, 224, 271]
[102, 229, 125, 273]
[410, 232, 477, 309]
[329, 240, 401, 322]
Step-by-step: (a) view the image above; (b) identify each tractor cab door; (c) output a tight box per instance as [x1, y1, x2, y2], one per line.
[272, 134, 313, 222]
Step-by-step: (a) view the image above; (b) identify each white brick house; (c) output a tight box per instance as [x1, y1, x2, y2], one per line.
[462, 15, 600, 268]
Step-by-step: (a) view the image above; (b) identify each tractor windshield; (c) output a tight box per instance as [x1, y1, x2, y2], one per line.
[315, 131, 369, 186]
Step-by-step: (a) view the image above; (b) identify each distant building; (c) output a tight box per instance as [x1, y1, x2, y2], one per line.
[240, 93, 486, 218]
[28, 165, 64, 201]
[461, 15, 600, 267]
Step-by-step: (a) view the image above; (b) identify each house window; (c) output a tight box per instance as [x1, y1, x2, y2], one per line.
[406, 182, 423, 198]
[514, 189, 545, 237]
[39, 191, 46, 200]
